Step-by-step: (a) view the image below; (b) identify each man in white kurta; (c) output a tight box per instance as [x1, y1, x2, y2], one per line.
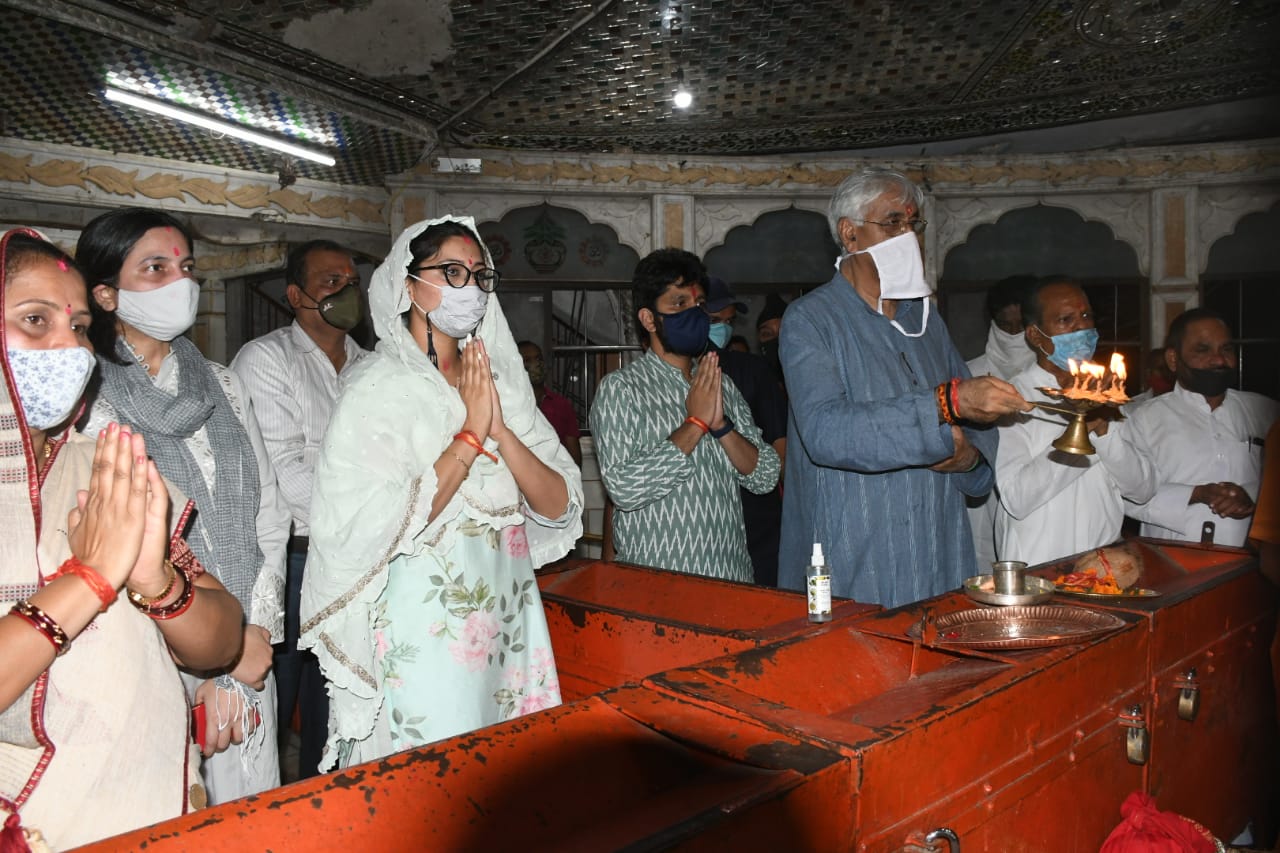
[995, 278, 1156, 566]
[1122, 309, 1278, 547]
[965, 274, 1036, 570]
[231, 240, 367, 778]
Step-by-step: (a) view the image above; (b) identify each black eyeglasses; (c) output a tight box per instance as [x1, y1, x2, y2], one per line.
[412, 263, 501, 292]
[852, 217, 928, 235]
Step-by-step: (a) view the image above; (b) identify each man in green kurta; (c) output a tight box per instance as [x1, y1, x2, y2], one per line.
[590, 249, 780, 581]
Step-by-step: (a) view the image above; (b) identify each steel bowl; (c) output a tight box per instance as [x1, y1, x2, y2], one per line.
[963, 574, 1056, 607]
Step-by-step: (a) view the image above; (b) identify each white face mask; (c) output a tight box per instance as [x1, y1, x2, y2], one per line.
[115, 277, 200, 342]
[407, 274, 489, 339]
[985, 323, 1036, 380]
[7, 346, 95, 429]
[837, 232, 933, 338]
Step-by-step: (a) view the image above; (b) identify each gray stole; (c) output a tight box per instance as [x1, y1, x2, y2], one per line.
[96, 337, 261, 613]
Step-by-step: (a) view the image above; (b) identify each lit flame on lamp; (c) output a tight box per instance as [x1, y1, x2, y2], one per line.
[1062, 353, 1129, 403]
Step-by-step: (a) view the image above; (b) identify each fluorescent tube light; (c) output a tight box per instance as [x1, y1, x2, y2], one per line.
[104, 87, 336, 167]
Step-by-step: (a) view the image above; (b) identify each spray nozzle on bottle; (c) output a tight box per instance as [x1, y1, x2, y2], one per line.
[807, 542, 832, 623]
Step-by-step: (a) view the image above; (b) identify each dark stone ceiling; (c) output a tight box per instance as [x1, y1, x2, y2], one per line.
[2, 0, 1277, 187]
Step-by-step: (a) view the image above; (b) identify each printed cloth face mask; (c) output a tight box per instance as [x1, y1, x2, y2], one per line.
[1036, 326, 1099, 371]
[7, 346, 95, 429]
[837, 232, 933, 338]
[656, 305, 711, 356]
[407, 274, 489, 338]
[300, 283, 362, 331]
[115, 277, 200, 342]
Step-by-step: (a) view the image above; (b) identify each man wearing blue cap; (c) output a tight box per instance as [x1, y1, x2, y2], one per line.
[705, 276, 788, 586]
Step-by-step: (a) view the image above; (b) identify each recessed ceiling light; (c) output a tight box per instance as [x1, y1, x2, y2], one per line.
[104, 87, 336, 167]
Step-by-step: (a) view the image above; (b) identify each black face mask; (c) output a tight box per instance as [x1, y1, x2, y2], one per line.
[759, 340, 780, 368]
[1180, 364, 1234, 398]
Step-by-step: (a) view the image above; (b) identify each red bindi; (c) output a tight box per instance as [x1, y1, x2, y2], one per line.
[65, 305, 72, 315]
[173, 247, 180, 256]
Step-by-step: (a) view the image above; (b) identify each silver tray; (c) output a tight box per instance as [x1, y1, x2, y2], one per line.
[907, 604, 1126, 650]
[963, 574, 1056, 607]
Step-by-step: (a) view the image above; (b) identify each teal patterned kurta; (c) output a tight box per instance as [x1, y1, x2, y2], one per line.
[590, 351, 780, 581]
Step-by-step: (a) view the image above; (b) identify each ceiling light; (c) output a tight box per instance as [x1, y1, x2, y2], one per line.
[673, 89, 693, 109]
[104, 87, 336, 167]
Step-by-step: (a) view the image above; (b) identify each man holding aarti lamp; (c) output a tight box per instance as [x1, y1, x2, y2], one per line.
[994, 276, 1157, 566]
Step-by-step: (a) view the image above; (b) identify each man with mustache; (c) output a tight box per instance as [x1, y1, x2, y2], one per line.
[1123, 308, 1278, 547]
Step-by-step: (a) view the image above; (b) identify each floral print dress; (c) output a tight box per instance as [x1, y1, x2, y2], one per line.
[300, 217, 582, 774]
[376, 521, 561, 749]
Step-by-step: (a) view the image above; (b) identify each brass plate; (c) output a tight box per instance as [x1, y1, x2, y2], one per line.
[1053, 585, 1161, 600]
[963, 574, 1056, 607]
[907, 604, 1126, 650]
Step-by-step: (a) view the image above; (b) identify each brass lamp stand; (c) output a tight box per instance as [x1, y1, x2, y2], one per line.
[1033, 388, 1125, 456]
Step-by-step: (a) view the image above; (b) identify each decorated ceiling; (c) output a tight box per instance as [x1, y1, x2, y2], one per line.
[1, 0, 1277, 187]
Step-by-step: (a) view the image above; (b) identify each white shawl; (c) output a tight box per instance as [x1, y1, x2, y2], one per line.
[298, 216, 582, 765]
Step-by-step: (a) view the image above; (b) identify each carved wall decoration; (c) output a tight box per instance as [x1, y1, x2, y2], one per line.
[935, 197, 1037, 262]
[196, 243, 289, 276]
[1197, 184, 1280, 271]
[695, 199, 824, 254]
[0, 149, 385, 226]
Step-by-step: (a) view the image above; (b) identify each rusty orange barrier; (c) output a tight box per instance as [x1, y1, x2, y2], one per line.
[646, 594, 1151, 852]
[75, 687, 857, 852]
[537, 559, 878, 699]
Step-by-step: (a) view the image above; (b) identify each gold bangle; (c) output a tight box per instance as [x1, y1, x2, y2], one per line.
[447, 450, 471, 471]
[126, 559, 177, 607]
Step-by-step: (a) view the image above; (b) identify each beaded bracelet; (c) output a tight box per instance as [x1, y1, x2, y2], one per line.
[126, 560, 177, 608]
[454, 430, 498, 463]
[684, 416, 711, 434]
[48, 556, 117, 613]
[131, 560, 196, 620]
[10, 600, 69, 656]
[935, 383, 958, 426]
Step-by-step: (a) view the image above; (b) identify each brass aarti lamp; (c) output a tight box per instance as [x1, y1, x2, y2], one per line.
[1033, 354, 1129, 456]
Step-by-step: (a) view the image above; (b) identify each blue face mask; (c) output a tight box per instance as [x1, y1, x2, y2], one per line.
[655, 305, 710, 357]
[708, 321, 732, 349]
[1037, 326, 1099, 371]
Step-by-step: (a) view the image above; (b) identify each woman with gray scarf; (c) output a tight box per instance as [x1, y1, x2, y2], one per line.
[78, 208, 290, 804]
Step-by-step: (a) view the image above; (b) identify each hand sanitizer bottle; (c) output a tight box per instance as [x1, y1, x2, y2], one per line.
[807, 543, 832, 623]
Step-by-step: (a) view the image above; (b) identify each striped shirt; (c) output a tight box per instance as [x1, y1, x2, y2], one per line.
[589, 350, 779, 581]
[230, 321, 366, 535]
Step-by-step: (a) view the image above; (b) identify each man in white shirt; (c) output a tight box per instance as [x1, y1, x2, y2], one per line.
[230, 240, 367, 779]
[995, 276, 1157, 566]
[966, 274, 1037, 569]
[1123, 308, 1278, 547]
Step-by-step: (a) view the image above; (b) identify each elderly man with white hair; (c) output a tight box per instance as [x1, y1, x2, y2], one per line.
[777, 167, 1030, 608]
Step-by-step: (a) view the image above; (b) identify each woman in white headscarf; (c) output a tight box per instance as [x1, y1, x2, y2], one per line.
[300, 216, 582, 772]
[0, 229, 243, 849]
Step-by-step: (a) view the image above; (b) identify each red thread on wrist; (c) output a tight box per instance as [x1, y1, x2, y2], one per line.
[48, 557, 117, 613]
[936, 383, 957, 426]
[948, 377, 962, 422]
[454, 430, 498, 463]
[684, 416, 711, 434]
